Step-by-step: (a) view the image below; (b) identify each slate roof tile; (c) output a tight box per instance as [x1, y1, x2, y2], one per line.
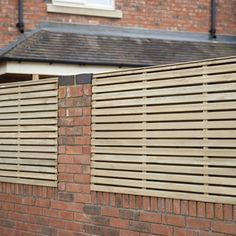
[1, 27, 236, 66]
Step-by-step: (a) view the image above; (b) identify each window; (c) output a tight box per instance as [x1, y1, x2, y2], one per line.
[47, 0, 122, 18]
[52, 0, 114, 10]
[48, 0, 122, 18]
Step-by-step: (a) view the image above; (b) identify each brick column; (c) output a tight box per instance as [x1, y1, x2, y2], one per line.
[58, 74, 92, 202]
[53, 74, 92, 235]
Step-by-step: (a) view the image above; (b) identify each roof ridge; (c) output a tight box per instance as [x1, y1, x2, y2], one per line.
[39, 22, 236, 44]
[46, 31, 236, 46]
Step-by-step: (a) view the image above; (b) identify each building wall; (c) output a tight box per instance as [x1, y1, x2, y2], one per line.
[0, 0, 236, 48]
[0, 77, 235, 236]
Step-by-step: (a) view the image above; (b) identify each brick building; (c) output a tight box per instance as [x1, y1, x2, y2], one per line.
[1, 0, 236, 47]
[0, 0, 236, 79]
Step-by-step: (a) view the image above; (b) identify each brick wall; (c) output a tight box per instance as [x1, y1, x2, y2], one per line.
[0, 75, 236, 236]
[0, 0, 236, 48]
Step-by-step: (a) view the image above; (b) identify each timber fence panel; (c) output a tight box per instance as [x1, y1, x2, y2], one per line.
[0, 78, 58, 187]
[91, 57, 236, 204]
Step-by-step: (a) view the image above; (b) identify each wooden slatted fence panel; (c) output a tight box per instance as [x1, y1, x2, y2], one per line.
[0, 78, 58, 187]
[91, 57, 236, 204]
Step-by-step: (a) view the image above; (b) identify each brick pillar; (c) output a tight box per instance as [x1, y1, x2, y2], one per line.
[58, 74, 92, 195]
[57, 74, 93, 234]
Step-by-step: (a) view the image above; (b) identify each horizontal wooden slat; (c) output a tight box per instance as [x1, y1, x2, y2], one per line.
[0, 164, 56, 173]
[0, 104, 57, 114]
[91, 170, 236, 186]
[0, 78, 57, 88]
[92, 130, 236, 138]
[92, 101, 236, 115]
[0, 151, 57, 159]
[0, 145, 57, 152]
[92, 138, 236, 147]
[92, 121, 236, 130]
[0, 177, 57, 187]
[0, 139, 57, 145]
[92, 111, 236, 123]
[0, 119, 57, 126]
[0, 158, 56, 166]
[0, 132, 57, 138]
[92, 147, 236, 157]
[91, 177, 236, 195]
[0, 171, 56, 179]
[0, 126, 57, 132]
[91, 162, 236, 176]
[93, 92, 236, 108]
[92, 155, 236, 166]
[0, 97, 57, 108]
[93, 63, 236, 85]
[0, 90, 57, 101]
[0, 111, 57, 120]
[0, 83, 57, 95]
[93, 82, 236, 101]
[93, 73, 236, 93]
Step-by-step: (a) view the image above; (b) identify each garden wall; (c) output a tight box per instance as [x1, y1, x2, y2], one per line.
[0, 67, 236, 235]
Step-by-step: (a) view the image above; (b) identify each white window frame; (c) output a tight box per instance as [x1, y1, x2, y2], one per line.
[52, 0, 115, 10]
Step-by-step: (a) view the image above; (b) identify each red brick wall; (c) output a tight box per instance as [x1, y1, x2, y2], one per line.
[0, 76, 235, 236]
[0, 0, 236, 48]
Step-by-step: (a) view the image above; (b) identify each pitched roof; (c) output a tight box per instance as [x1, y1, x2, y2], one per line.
[1, 23, 236, 67]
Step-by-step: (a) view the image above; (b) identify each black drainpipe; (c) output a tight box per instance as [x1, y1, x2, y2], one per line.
[16, 0, 24, 33]
[209, 0, 217, 39]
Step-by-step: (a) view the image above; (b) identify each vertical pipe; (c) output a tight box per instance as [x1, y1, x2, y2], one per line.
[210, 0, 217, 39]
[16, 0, 24, 33]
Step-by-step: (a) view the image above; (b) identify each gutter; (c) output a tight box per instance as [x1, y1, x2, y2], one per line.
[0, 57, 149, 68]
